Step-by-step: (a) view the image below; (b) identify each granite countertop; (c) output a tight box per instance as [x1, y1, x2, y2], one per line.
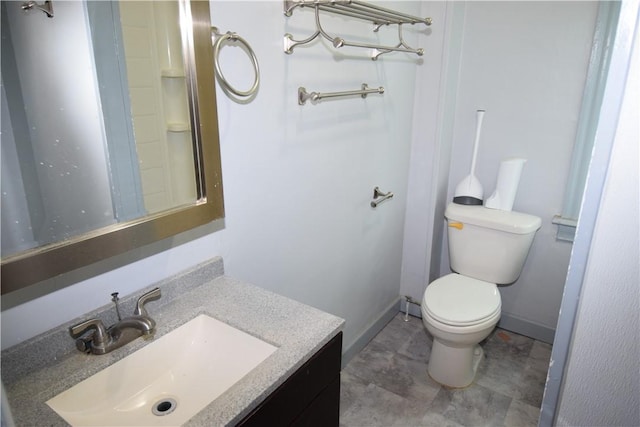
[1, 257, 345, 426]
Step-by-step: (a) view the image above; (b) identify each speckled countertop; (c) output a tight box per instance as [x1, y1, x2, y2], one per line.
[1, 257, 345, 426]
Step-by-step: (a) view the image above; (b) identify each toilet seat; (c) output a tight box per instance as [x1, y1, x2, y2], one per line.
[423, 274, 501, 327]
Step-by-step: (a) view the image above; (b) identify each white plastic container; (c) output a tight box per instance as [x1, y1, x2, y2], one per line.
[485, 158, 527, 211]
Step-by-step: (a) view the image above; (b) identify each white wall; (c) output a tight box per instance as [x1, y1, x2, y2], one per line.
[430, 2, 597, 337]
[400, 0, 454, 310]
[555, 9, 639, 424]
[1, 1, 427, 353]
[401, 1, 467, 310]
[208, 0, 423, 352]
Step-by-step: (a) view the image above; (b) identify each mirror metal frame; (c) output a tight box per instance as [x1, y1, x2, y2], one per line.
[0, 0, 224, 294]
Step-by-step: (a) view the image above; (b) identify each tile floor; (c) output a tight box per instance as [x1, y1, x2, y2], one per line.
[340, 313, 552, 427]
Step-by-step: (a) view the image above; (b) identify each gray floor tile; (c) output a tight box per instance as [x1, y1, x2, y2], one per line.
[515, 363, 548, 408]
[515, 340, 553, 408]
[340, 314, 550, 427]
[340, 370, 370, 417]
[340, 378, 430, 427]
[429, 384, 512, 427]
[528, 340, 553, 370]
[345, 340, 440, 402]
[503, 399, 541, 427]
[475, 330, 534, 398]
[419, 411, 465, 427]
[371, 315, 429, 359]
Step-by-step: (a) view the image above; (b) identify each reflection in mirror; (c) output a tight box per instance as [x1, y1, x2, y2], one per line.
[2, 0, 195, 255]
[1, 0, 224, 294]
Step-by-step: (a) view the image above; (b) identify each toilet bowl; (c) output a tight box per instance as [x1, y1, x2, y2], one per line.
[421, 273, 501, 388]
[421, 203, 541, 388]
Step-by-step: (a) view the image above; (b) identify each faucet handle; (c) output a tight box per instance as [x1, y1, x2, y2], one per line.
[75, 336, 93, 354]
[69, 319, 108, 346]
[134, 287, 161, 317]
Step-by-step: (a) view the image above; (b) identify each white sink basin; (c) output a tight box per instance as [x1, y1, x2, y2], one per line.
[47, 314, 278, 426]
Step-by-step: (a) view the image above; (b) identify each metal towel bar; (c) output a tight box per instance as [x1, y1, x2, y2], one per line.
[298, 83, 383, 105]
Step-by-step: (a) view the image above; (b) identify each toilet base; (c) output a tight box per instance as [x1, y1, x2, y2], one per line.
[427, 340, 484, 388]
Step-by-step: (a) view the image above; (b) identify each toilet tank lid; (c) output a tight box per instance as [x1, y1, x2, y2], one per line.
[445, 203, 542, 234]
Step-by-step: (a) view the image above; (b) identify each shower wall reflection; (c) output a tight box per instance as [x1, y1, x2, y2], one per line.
[1, 1, 195, 258]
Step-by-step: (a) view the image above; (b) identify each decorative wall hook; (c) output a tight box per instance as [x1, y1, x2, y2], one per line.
[371, 187, 394, 208]
[21, 1, 54, 18]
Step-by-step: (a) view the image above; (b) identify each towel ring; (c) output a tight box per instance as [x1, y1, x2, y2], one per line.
[212, 28, 260, 98]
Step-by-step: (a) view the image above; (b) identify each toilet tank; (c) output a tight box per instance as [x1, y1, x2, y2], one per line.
[445, 203, 541, 284]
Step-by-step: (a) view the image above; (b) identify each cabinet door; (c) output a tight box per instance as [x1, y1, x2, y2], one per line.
[238, 332, 342, 427]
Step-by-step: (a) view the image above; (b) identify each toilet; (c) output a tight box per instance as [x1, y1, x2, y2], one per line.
[421, 203, 541, 388]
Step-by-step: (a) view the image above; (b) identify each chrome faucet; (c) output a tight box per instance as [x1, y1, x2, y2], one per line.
[70, 288, 161, 355]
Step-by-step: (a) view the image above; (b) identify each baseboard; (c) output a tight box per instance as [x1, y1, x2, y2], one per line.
[341, 298, 400, 368]
[497, 313, 556, 344]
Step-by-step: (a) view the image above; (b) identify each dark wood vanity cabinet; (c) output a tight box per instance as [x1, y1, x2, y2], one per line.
[237, 332, 343, 427]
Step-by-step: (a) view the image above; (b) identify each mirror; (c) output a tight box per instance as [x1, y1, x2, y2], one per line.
[0, 0, 224, 294]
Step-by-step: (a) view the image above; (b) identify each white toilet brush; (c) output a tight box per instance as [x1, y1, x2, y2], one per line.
[453, 110, 485, 205]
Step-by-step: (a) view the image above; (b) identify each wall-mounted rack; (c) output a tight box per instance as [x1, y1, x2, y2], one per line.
[283, 0, 432, 60]
[298, 83, 383, 105]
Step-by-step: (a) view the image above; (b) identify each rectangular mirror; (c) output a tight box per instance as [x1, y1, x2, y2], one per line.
[1, 0, 224, 294]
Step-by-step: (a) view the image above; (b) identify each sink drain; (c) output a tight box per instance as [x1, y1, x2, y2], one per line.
[152, 398, 177, 416]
